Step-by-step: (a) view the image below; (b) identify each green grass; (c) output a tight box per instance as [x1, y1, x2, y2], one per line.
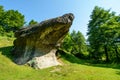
[0, 36, 120, 80]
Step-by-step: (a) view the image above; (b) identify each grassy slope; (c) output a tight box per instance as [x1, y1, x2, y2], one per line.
[0, 36, 120, 80]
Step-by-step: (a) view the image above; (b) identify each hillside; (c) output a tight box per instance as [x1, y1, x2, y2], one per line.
[0, 36, 120, 80]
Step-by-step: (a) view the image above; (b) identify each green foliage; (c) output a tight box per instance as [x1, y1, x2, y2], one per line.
[61, 30, 88, 59]
[61, 33, 73, 52]
[0, 31, 14, 38]
[2, 10, 25, 32]
[29, 19, 38, 25]
[0, 25, 5, 36]
[87, 6, 120, 62]
[0, 5, 25, 34]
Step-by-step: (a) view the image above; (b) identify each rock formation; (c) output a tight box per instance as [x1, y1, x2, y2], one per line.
[12, 13, 74, 69]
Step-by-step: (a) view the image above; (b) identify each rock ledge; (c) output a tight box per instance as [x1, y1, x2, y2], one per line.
[12, 13, 74, 69]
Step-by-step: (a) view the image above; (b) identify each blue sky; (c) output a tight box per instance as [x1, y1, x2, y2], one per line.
[0, 0, 120, 38]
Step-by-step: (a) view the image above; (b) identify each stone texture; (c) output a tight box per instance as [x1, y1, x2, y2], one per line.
[12, 13, 74, 69]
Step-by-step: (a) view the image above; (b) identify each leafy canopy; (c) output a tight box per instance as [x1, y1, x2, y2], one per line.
[0, 6, 25, 32]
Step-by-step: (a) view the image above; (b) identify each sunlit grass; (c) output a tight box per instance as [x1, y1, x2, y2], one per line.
[0, 36, 120, 80]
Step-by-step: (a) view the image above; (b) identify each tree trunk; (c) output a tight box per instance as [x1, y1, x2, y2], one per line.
[114, 45, 119, 62]
[104, 45, 109, 62]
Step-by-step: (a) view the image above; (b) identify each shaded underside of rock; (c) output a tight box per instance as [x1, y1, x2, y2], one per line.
[12, 13, 74, 69]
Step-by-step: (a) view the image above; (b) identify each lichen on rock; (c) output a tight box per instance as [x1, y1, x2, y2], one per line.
[12, 13, 74, 69]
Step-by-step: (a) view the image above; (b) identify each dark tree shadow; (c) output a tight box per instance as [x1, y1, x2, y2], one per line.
[57, 49, 120, 74]
[0, 46, 14, 61]
[57, 49, 92, 65]
[116, 71, 120, 75]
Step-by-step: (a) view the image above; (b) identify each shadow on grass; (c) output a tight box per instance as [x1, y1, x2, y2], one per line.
[116, 71, 120, 75]
[0, 46, 14, 61]
[57, 49, 120, 73]
[57, 49, 90, 65]
[0, 46, 120, 75]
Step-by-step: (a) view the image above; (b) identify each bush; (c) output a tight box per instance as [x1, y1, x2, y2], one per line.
[0, 31, 14, 38]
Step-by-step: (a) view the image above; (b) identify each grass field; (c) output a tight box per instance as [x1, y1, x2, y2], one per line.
[0, 36, 120, 80]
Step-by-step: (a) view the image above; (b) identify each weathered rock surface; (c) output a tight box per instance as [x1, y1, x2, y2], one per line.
[12, 13, 74, 69]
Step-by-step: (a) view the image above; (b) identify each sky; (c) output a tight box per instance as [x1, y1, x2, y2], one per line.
[0, 0, 120, 38]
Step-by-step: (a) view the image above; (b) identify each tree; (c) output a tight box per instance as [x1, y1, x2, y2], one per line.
[71, 31, 88, 57]
[0, 6, 25, 33]
[61, 33, 73, 52]
[87, 6, 113, 60]
[0, 6, 5, 34]
[2, 10, 25, 32]
[29, 19, 38, 25]
[61, 30, 88, 59]
[99, 16, 120, 62]
[87, 6, 120, 62]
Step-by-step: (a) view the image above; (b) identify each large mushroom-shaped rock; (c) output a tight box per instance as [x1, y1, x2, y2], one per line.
[12, 13, 74, 69]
